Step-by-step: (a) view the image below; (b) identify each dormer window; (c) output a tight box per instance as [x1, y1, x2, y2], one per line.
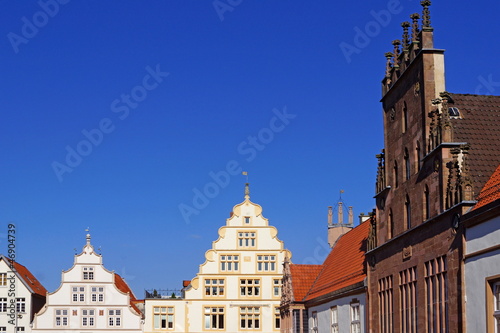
[83, 267, 94, 280]
[448, 107, 460, 118]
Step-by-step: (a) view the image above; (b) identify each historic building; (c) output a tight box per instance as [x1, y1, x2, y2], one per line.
[31, 233, 143, 332]
[0, 255, 47, 332]
[462, 163, 500, 332]
[280, 202, 370, 333]
[143, 184, 289, 332]
[368, 1, 500, 333]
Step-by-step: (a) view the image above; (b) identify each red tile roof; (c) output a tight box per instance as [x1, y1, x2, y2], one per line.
[473, 163, 500, 210]
[183, 280, 191, 288]
[304, 220, 369, 301]
[114, 273, 142, 315]
[449, 93, 500, 196]
[289, 264, 323, 302]
[1, 256, 47, 297]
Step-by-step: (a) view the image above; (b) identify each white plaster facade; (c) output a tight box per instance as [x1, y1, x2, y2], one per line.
[464, 211, 500, 333]
[0, 255, 46, 333]
[31, 234, 143, 332]
[307, 293, 365, 333]
[144, 187, 290, 332]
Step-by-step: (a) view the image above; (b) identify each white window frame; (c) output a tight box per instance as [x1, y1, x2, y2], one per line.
[83, 266, 94, 280]
[240, 279, 260, 297]
[205, 279, 225, 297]
[55, 309, 69, 327]
[331, 306, 339, 333]
[350, 303, 361, 333]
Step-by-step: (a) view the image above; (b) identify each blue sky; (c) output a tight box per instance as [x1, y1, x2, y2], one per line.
[1, 0, 499, 296]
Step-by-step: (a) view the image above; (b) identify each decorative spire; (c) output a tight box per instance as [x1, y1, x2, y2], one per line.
[410, 13, 420, 43]
[328, 206, 333, 226]
[244, 183, 250, 199]
[85, 227, 91, 246]
[385, 52, 393, 78]
[421, 0, 432, 29]
[392, 40, 401, 68]
[401, 21, 410, 50]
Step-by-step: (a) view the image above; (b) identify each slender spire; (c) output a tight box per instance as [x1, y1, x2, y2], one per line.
[328, 206, 333, 226]
[410, 13, 420, 43]
[421, 0, 432, 30]
[385, 52, 393, 78]
[401, 21, 410, 50]
[392, 40, 401, 68]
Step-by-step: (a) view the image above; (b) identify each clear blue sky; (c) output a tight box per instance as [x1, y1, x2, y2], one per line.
[1, 1, 499, 296]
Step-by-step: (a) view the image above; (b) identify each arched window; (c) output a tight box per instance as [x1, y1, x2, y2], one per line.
[404, 148, 411, 180]
[394, 161, 399, 188]
[402, 102, 408, 133]
[405, 195, 411, 230]
[424, 185, 430, 220]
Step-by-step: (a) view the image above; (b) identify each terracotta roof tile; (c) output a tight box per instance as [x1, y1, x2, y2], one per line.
[473, 163, 500, 210]
[290, 264, 323, 302]
[114, 273, 142, 315]
[1, 256, 47, 297]
[449, 93, 500, 196]
[304, 219, 369, 301]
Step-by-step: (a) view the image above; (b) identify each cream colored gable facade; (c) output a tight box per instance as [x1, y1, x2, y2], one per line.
[31, 234, 143, 332]
[144, 187, 290, 333]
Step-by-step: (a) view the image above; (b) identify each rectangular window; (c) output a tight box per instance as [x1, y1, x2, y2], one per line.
[331, 306, 339, 333]
[244, 217, 251, 224]
[240, 279, 260, 297]
[240, 307, 260, 330]
[274, 307, 281, 329]
[351, 303, 361, 333]
[108, 309, 122, 327]
[15, 328, 24, 332]
[82, 309, 95, 327]
[257, 255, 276, 272]
[220, 255, 239, 272]
[378, 275, 394, 333]
[72, 286, 85, 302]
[204, 307, 224, 329]
[0, 327, 5, 332]
[425, 256, 448, 333]
[494, 283, 500, 333]
[0, 273, 6, 286]
[205, 279, 225, 297]
[153, 306, 174, 329]
[238, 231, 256, 248]
[83, 266, 94, 280]
[16, 298, 25, 313]
[91, 286, 105, 303]
[311, 311, 318, 333]
[55, 309, 69, 326]
[400, 266, 417, 333]
[0, 298, 6, 312]
[273, 278, 282, 297]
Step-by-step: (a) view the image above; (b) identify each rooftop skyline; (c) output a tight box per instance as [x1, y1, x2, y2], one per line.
[1, 0, 499, 295]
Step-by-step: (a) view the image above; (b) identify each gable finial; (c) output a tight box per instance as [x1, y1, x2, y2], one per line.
[410, 13, 420, 43]
[421, 0, 432, 29]
[401, 21, 410, 50]
[85, 227, 91, 245]
[242, 171, 250, 199]
[392, 40, 401, 68]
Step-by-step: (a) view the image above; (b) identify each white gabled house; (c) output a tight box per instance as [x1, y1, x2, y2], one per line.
[0, 255, 47, 332]
[31, 233, 143, 332]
